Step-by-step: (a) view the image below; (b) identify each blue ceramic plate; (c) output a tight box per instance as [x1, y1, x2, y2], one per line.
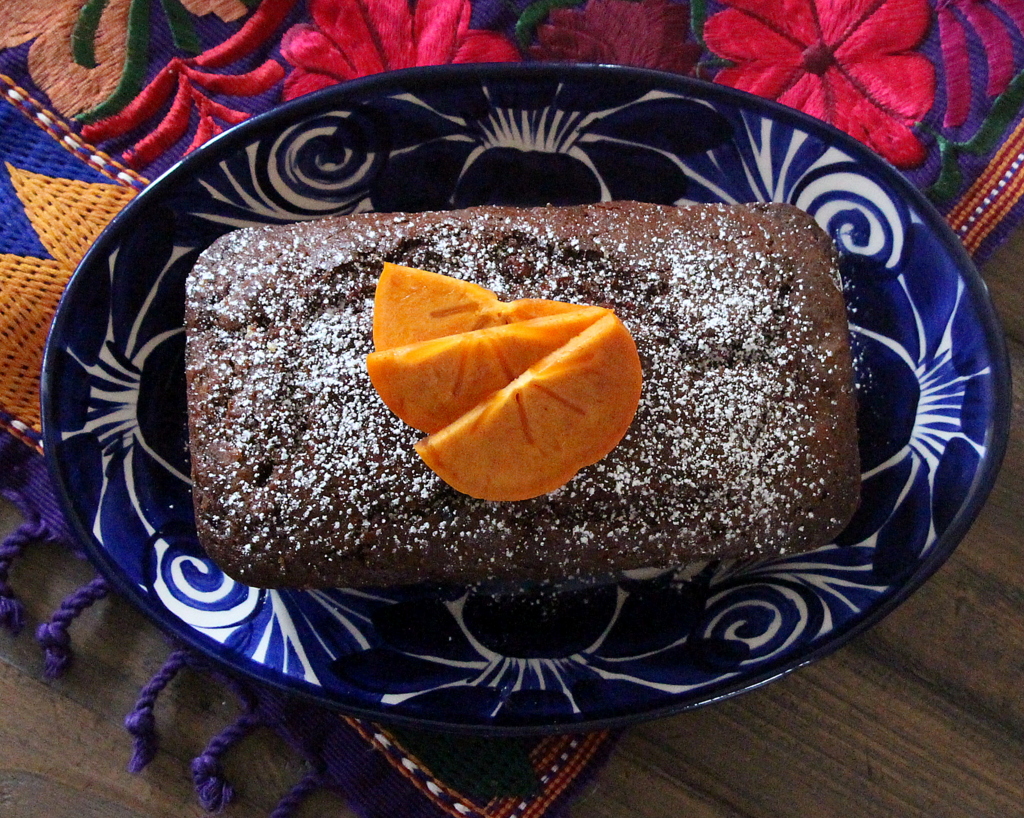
[41, 65, 1010, 734]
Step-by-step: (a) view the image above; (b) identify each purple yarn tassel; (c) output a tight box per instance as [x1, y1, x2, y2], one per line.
[0, 516, 48, 633]
[35, 575, 109, 679]
[270, 771, 321, 818]
[192, 711, 260, 812]
[125, 649, 191, 773]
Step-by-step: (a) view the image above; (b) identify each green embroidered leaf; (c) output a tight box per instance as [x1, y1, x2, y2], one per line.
[515, 0, 587, 48]
[76, 0, 152, 125]
[924, 69, 1024, 201]
[927, 135, 964, 203]
[161, 0, 202, 55]
[698, 56, 732, 70]
[691, 0, 707, 48]
[961, 70, 1024, 155]
[72, 0, 110, 69]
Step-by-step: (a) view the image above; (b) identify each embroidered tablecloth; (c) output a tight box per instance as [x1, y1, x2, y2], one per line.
[1, 0, 1021, 815]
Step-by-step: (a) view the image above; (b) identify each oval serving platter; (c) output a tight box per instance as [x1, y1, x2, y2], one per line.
[41, 64, 1010, 734]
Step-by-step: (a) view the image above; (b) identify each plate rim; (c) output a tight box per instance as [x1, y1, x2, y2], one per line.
[40, 62, 1013, 735]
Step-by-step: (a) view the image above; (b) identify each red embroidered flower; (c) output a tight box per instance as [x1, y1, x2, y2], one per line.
[705, 0, 936, 168]
[530, 0, 701, 75]
[280, 0, 521, 99]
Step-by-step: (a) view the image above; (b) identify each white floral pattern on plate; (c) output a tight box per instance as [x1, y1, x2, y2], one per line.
[42, 66, 1008, 732]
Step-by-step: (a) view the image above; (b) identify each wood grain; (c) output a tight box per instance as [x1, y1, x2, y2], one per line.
[2, 230, 1024, 817]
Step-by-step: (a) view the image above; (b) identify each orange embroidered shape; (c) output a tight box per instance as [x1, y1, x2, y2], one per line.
[0, 164, 135, 431]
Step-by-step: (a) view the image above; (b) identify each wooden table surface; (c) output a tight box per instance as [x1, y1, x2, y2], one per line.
[2, 230, 1022, 818]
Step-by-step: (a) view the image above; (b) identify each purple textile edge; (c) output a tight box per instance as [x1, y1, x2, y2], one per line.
[0, 429, 75, 553]
[163, 649, 590, 818]
[257, 688, 618, 818]
[0, 428, 454, 815]
[0, 426, 613, 817]
[262, 696, 470, 818]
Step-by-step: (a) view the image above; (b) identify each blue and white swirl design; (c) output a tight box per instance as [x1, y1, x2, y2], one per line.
[50, 73, 1000, 724]
[152, 537, 263, 633]
[694, 546, 886, 668]
[189, 109, 382, 230]
[678, 110, 907, 270]
[794, 163, 905, 270]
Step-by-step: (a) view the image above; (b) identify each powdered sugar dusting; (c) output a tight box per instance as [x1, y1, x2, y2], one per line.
[184, 202, 859, 587]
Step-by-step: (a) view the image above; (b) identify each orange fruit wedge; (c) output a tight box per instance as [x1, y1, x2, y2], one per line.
[373, 263, 581, 350]
[367, 306, 609, 433]
[414, 313, 643, 501]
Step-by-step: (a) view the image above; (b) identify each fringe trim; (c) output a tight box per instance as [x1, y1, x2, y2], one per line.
[35, 575, 109, 678]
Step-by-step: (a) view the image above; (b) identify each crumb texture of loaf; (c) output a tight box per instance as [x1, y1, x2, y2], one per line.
[184, 202, 860, 588]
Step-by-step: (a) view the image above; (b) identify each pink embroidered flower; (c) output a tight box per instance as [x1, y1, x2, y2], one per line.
[280, 0, 521, 99]
[937, 0, 1024, 127]
[705, 0, 936, 168]
[530, 0, 701, 75]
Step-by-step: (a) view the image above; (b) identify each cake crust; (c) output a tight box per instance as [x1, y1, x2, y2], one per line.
[185, 202, 860, 588]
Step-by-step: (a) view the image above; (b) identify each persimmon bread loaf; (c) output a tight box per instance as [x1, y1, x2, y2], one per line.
[184, 202, 860, 589]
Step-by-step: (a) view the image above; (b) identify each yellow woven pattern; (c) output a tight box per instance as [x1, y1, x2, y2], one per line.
[6, 163, 136, 265]
[0, 163, 135, 432]
[0, 255, 68, 430]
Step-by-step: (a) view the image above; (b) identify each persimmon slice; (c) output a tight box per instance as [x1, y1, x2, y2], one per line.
[373, 263, 580, 350]
[415, 313, 643, 501]
[367, 307, 609, 433]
